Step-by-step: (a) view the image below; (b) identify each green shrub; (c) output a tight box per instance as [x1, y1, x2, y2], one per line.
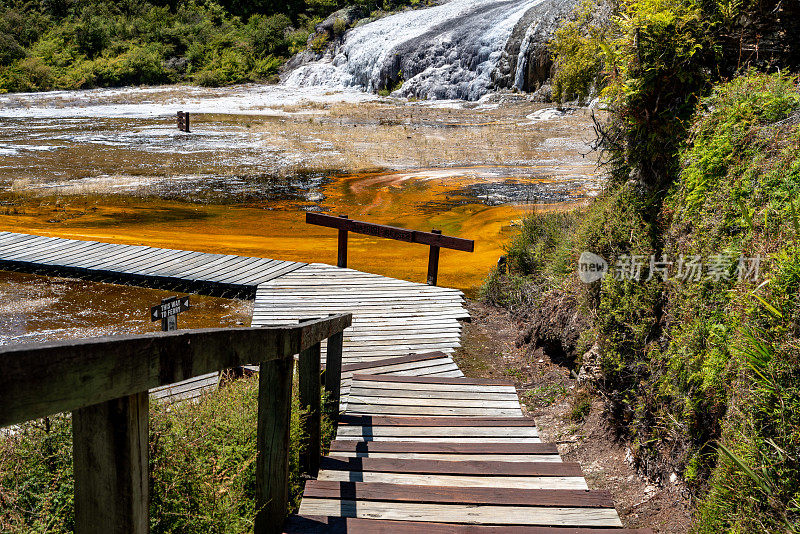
[549, 1, 606, 104]
[8, 57, 55, 91]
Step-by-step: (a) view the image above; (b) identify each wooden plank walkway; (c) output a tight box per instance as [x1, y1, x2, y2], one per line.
[286, 354, 649, 532]
[251, 263, 469, 369]
[0, 231, 649, 532]
[0, 231, 306, 298]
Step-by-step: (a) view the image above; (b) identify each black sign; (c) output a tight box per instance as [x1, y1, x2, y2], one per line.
[151, 296, 191, 322]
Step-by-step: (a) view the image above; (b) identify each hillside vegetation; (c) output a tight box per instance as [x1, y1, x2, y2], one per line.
[486, 0, 800, 531]
[0, 0, 426, 92]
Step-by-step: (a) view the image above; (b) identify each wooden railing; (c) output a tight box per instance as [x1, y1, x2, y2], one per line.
[0, 314, 352, 534]
[305, 212, 474, 286]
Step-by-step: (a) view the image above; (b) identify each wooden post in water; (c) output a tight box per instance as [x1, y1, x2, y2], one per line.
[73, 392, 150, 534]
[255, 356, 293, 534]
[324, 331, 344, 415]
[337, 215, 349, 268]
[177, 111, 190, 133]
[298, 342, 322, 478]
[427, 229, 442, 286]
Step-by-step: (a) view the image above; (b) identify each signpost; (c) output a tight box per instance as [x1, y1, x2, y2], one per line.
[150, 296, 191, 332]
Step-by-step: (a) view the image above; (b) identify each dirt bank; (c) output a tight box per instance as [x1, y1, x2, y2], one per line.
[453, 300, 692, 533]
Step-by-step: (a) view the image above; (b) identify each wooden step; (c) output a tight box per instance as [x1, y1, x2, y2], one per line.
[338, 415, 535, 427]
[351, 374, 514, 386]
[342, 352, 450, 372]
[285, 516, 653, 533]
[297, 481, 623, 527]
[318, 457, 583, 477]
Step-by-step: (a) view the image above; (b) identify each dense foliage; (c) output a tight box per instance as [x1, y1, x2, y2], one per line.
[0, 0, 425, 92]
[489, 0, 800, 531]
[0, 373, 335, 533]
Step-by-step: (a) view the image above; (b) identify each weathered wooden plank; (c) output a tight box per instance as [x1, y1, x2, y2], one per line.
[317, 458, 580, 477]
[349, 381, 514, 393]
[328, 441, 558, 455]
[324, 331, 344, 415]
[341, 408, 525, 417]
[342, 360, 457, 377]
[326, 452, 564, 463]
[332, 436, 540, 443]
[338, 416, 534, 427]
[335, 426, 539, 439]
[419, 370, 464, 378]
[315, 472, 588, 490]
[341, 352, 447, 372]
[299, 343, 322, 478]
[347, 388, 518, 400]
[352, 375, 514, 386]
[297, 501, 622, 527]
[284, 516, 651, 534]
[301, 481, 613, 508]
[344, 397, 519, 408]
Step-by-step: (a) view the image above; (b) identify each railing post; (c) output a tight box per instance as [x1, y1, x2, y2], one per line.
[255, 356, 293, 534]
[324, 331, 344, 416]
[298, 342, 322, 478]
[427, 229, 442, 286]
[72, 392, 149, 534]
[337, 215, 349, 268]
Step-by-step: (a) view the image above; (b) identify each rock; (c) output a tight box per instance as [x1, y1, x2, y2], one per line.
[492, 0, 581, 94]
[315, 6, 367, 38]
[529, 84, 553, 103]
[164, 56, 188, 75]
[577, 343, 602, 385]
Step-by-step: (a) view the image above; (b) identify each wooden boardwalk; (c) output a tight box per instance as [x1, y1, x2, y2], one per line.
[0, 231, 650, 532]
[0, 231, 306, 298]
[285, 353, 650, 532]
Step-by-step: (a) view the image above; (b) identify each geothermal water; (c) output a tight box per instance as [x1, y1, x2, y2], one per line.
[0, 84, 600, 297]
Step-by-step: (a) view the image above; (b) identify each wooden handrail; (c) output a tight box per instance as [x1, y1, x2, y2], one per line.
[0, 314, 352, 427]
[0, 314, 351, 534]
[305, 212, 474, 285]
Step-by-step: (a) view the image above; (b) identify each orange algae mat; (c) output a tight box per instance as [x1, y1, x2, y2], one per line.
[0, 173, 582, 294]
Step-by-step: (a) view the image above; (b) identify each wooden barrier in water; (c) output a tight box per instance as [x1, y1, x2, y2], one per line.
[0, 314, 351, 534]
[305, 213, 474, 286]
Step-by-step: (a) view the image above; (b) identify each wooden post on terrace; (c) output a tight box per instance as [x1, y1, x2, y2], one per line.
[177, 111, 190, 133]
[337, 215, 349, 268]
[427, 229, 442, 286]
